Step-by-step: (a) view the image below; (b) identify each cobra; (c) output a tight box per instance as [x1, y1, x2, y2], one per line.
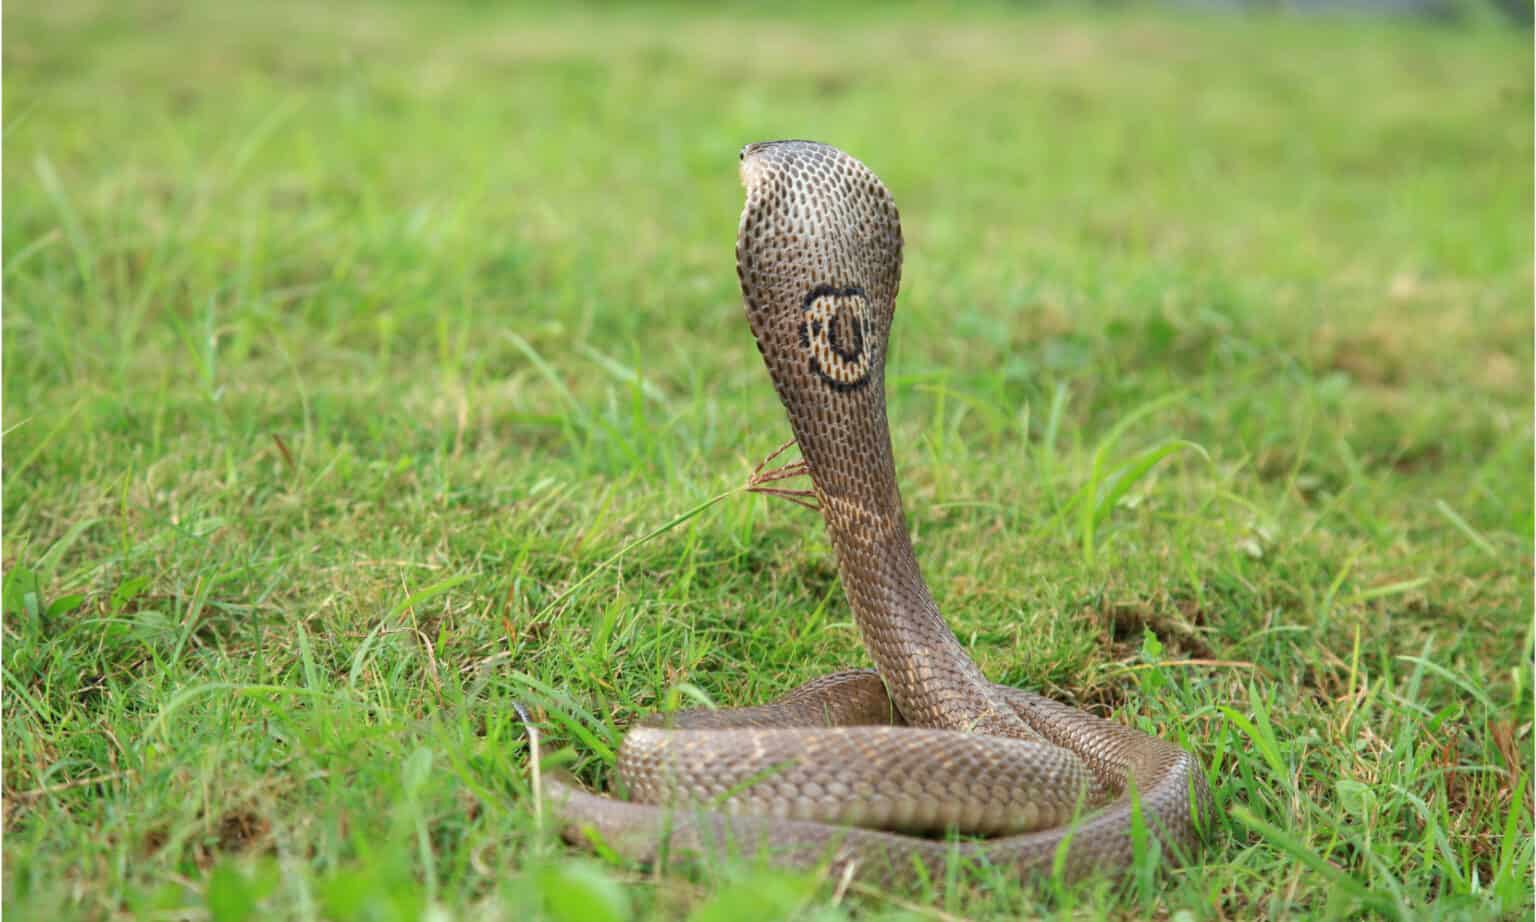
[543, 140, 1210, 886]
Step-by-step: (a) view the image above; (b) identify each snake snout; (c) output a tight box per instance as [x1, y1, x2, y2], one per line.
[737, 140, 788, 191]
[738, 139, 836, 185]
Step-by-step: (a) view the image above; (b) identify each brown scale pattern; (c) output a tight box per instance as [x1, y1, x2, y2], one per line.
[620, 724, 1096, 837]
[546, 141, 1211, 886]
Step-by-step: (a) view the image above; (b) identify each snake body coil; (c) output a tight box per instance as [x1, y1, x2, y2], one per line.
[546, 141, 1209, 885]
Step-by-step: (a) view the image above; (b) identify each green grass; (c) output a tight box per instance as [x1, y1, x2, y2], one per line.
[4, 2, 1532, 919]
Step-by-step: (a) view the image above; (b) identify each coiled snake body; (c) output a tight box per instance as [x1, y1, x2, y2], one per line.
[546, 141, 1209, 885]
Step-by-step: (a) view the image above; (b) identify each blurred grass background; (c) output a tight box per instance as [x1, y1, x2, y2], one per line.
[3, 1, 1532, 919]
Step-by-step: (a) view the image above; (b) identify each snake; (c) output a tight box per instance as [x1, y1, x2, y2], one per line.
[542, 140, 1210, 886]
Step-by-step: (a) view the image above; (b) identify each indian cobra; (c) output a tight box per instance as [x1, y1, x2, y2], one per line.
[543, 140, 1210, 886]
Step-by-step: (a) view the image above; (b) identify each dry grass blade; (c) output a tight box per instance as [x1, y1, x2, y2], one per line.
[747, 438, 819, 510]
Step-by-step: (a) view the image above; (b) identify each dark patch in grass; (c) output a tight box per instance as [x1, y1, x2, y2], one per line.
[141, 827, 168, 858]
[215, 809, 272, 856]
[1099, 597, 1214, 660]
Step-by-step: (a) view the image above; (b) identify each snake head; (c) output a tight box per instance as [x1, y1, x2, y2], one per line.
[735, 140, 903, 404]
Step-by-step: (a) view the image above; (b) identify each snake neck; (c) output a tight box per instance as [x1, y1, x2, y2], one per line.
[781, 383, 1011, 734]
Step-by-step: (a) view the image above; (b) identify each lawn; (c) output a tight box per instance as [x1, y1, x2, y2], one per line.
[3, 2, 1531, 919]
